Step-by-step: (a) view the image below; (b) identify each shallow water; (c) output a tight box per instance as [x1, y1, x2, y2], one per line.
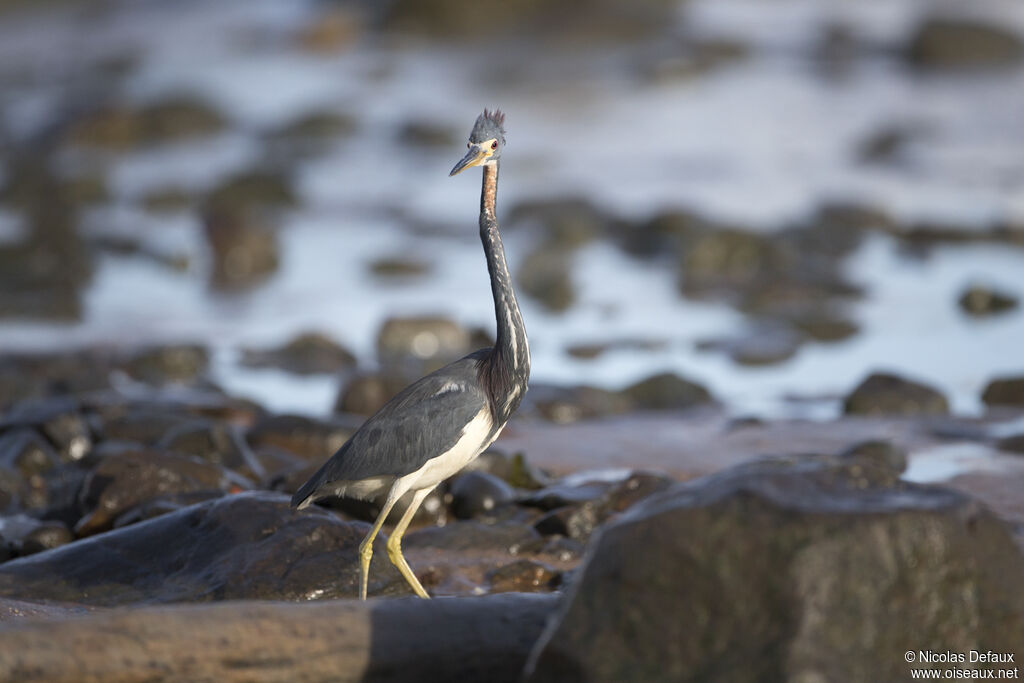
[0, 0, 1022, 419]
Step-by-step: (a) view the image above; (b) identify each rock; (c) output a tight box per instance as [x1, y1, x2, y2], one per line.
[0, 514, 73, 558]
[112, 490, 225, 528]
[531, 472, 674, 541]
[241, 332, 357, 376]
[295, 7, 361, 54]
[74, 447, 250, 536]
[508, 197, 611, 249]
[488, 559, 560, 593]
[0, 593, 558, 683]
[66, 96, 225, 149]
[516, 244, 574, 312]
[449, 471, 517, 520]
[525, 455, 1024, 682]
[463, 450, 550, 490]
[0, 492, 409, 605]
[681, 228, 788, 295]
[398, 119, 459, 148]
[381, 0, 678, 43]
[120, 344, 209, 385]
[996, 434, 1024, 455]
[1, 397, 92, 462]
[526, 384, 632, 423]
[982, 376, 1024, 408]
[856, 123, 921, 164]
[205, 171, 297, 212]
[617, 209, 716, 259]
[157, 418, 262, 477]
[141, 186, 193, 213]
[369, 256, 432, 278]
[335, 371, 412, 416]
[843, 372, 949, 416]
[621, 372, 713, 411]
[698, 324, 804, 367]
[959, 284, 1019, 317]
[906, 18, 1023, 70]
[787, 310, 859, 343]
[203, 206, 280, 290]
[246, 413, 358, 462]
[522, 481, 611, 512]
[376, 316, 473, 370]
[0, 428, 60, 478]
[266, 110, 357, 159]
[404, 520, 539, 553]
[565, 337, 667, 360]
[98, 410, 194, 445]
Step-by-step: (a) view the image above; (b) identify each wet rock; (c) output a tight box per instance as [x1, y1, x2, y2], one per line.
[0, 492, 409, 604]
[266, 110, 356, 159]
[959, 284, 1019, 317]
[295, 7, 361, 53]
[618, 209, 715, 259]
[34, 463, 91, 526]
[60, 173, 110, 207]
[681, 228, 787, 295]
[1, 397, 92, 462]
[241, 332, 357, 376]
[527, 384, 632, 423]
[464, 450, 550, 490]
[508, 197, 611, 249]
[982, 376, 1024, 408]
[525, 456, 1024, 682]
[621, 372, 713, 411]
[0, 593, 558, 683]
[369, 255, 432, 278]
[565, 337, 667, 360]
[112, 490, 225, 528]
[531, 472, 674, 541]
[0, 428, 60, 478]
[788, 310, 859, 343]
[996, 434, 1024, 455]
[0, 514, 72, 558]
[449, 471, 517, 520]
[376, 315, 473, 369]
[839, 440, 908, 477]
[246, 413, 358, 462]
[404, 520, 539, 553]
[157, 418, 261, 477]
[203, 206, 280, 290]
[74, 447, 250, 536]
[205, 170, 297, 212]
[335, 371, 411, 416]
[698, 324, 803, 367]
[98, 410, 194, 445]
[517, 244, 574, 312]
[488, 559, 559, 593]
[66, 96, 225, 150]
[843, 372, 949, 416]
[906, 18, 1023, 70]
[381, 0, 678, 43]
[398, 119, 459, 148]
[141, 186, 193, 213]
[120, 344, 209, 385]
[522, 481, 611, 511]
[89, 234, 190, 272]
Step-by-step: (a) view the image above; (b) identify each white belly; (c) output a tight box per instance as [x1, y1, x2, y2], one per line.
[399, 408, 500, 491]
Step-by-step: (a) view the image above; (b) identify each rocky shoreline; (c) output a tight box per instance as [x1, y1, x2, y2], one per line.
[0, 347, 1022, 680]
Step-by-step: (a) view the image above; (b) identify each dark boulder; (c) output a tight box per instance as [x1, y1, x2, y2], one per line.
[487, 559, 560, 593]
[906, 18, 1023, 70]
[241, 332, 357, 375]
[0, 514, 73, 558]
[843, 372, 949, 416]
[157, 418, 262, 477]
[622, 372, 713, 410]
[958, 284, 1018, 317]
[449, 471, 517, 520]
[525, 455, 1024, 682]
[246, 413, 358, 462]
[0, 492, 409, 605]
[74, 447, 251, 536]
[982, 376, 1024, 408]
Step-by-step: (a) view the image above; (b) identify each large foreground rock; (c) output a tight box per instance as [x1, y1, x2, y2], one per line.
[525, 454, 1024, 682]
[0, 492, 408, 605]
[0, 593, 557, 683]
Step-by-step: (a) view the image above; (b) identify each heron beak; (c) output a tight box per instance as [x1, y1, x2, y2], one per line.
[449, 144, 489, 176]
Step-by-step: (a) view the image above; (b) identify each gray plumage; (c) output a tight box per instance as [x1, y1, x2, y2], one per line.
[291, 349, 491, 507]
[290, 108, 527, 600]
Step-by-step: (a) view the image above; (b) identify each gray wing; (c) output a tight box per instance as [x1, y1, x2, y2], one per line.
[291, 349, 491, 507]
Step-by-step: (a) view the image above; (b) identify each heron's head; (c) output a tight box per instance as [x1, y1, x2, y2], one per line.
[449, 108, 506, 176]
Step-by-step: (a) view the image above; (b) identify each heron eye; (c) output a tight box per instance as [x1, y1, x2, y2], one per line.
[491, 140, 498, 150]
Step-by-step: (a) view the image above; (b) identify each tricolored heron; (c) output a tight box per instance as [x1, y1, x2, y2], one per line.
[291, 110, 529, 599]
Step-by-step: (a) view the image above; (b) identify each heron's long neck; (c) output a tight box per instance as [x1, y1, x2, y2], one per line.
[479, 163, 530, 423]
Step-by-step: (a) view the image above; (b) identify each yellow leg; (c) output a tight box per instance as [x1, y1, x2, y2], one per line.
[386, 487, 433, 599]
[358, 493, 401, 601]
